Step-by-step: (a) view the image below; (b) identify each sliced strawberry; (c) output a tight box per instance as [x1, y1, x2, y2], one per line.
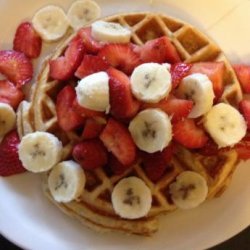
[170, 63, 192, 88]
[233, 64, 250, 94]
[75, 55, 109, 79]
[13, 22, 42, 58]
[108, 154, 131, 175]
[107, 67, 140, 119]
[234, 134, 250, 160]
[142, 94, 193, 123]
[82, 118, 105, 139]
[189, 62, 225, 100]
[98, 44, 141, 75]
[173, 118, 208, 148]
[49, 35, 85, 81]
[56, 86, 85, 131]
[134, 36, 181, 64]
[78, 27, 103, 54]
[100, 118, 137, 166]
[0, 80, 24, 109]
[72, 139, 108, 170]
[197, 138, 220, 156]
[239, 99, 250, 129]
[0, 50, 33, 87]
[0, 130, 26, 176]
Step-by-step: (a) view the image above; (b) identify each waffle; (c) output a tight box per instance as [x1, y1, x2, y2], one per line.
[29, 12, 242, 236]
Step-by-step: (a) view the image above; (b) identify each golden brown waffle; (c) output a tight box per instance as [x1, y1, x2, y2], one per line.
[29, 12, 242, 236]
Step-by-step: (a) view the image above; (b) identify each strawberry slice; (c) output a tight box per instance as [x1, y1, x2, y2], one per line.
[56, 86, 85, 131]
[189, 62, 225, 100]
[0, 50, 33, 87]
[13, 22, 42, 58]
[98, 44, 141, 75]
[0, 130, 26, 176]
[196, 138, 220, 156]
[233, 64, 250, 94]
[107, 67, 140, 119]
[234, 134, 250, 160]
[170, 63, 192, 88]
[108, 154, 131, 175]
[82, 118, 105, 139]
[49, 35, 85, 81]
[100, 118, 137, 166]
[173, 118, 208, 148]
[134, 36, 181, 64]
[0, 80, 24, 109]
[142, 94, 193, 123]
[239, 99, 250, 129]
[73, 139, 108, 170]
[75, 55, 109, 79]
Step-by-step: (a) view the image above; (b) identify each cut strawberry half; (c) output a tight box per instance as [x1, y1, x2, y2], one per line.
[234, 134, 250, 160]
[49, 35, 85, 81]
[0, 50, 33, 87]
[107, 67, 140, 119]
[75, 55, 109, 79]
[82, 118, 105, 139]
[134, 36, 181, 64]
[189, 62, 225, 100]
[170, 63, 192, 88]
[233, 64, 250, 94]
[100, 118, 137, 166]
[98, 43, 141, 75]
[0, 130, 26, 177]
[56, 85, 85, 131]
[173, 118, 208, 148]
[108, 154, 131, 175]
[196, 138, 220, 156]
[0, 80, 24, 109]
[13, 22, 42, 59]
[239, 99, 250, 129]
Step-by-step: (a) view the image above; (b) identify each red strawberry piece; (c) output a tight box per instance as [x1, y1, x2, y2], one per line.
[56, 85, 85, 131]
[72, 139, 108, 170]
[239, 99, 250, 129]
[0, 50, 33, 87]
[98, 43, 141, 75]
[13, 22, 42, 59]
[142, 94, 193, 123]
[49, 35, 85, 81]
[189, 62, 225, 100]
[82, 118, 105, 139]
[197, 138, 219, 156]
[0, 130, 26, 177]
[170, 63, 192, 88]
[107, 67, 140, 119]
[78, 27, 103, 54]
[100, 118, 137, 166]
[173, 118, 208, 148]
[134, 36, 181, 64]
[234, 134, 250, 160]
[108, 154, 131, 175]
[0, 80, 24, 109]
[75, 55, 109, 79]
[233, 64, 250, 94]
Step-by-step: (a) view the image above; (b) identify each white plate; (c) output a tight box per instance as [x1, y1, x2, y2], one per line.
[0, 0, 250, 249]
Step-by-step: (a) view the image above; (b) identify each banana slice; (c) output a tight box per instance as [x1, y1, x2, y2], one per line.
[130, 63, 172, 103]
[91, 20, 131, 43]
[111, 176, 152, 219]
[18, 131, 62, 173]
[67, 0, 101, 30]
[0, 103, 16, 137]
[162, 62, 171, 71]
[32, 5, 69, 42]
[203, 103, 247, 148]
[177, 73, 214, 118]
[129, 108, 172, 153]
[48, 160, 86, 203]
[75, 71, 110, 112]
[169, 171, 208, 209]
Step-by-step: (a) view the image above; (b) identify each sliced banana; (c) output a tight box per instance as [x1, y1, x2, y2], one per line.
[162, 62, 171, 71]
[0, 103, 16, 137]
[18, 131, 62, 173]
[67, 0, 101, 30]
[48, 160, 86, 203]
[111, 176, 152, 219]
[75, 71, 110, 112]
[32, 5, 70, 42]
[203, 103, 247, 148]
[169, 171, 208, 209]
[91, 20, 131, 43]
[129, 108, 172, 153]
[130, 63, 172, 103]
[177, 73, 214, 118]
